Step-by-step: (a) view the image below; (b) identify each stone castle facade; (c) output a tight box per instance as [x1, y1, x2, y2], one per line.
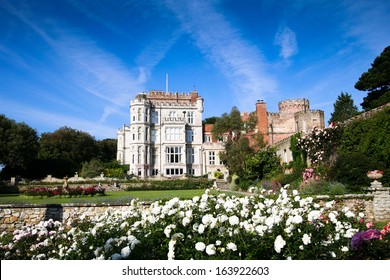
[117, 90, 324, 178]
[117, 90, 228, 179]
[254, 98, 325, 145]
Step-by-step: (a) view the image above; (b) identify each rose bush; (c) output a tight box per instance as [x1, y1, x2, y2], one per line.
[0, 187, 388, 260]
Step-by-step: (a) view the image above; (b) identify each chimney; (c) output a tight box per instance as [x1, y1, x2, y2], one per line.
[256, 100, 269, 144]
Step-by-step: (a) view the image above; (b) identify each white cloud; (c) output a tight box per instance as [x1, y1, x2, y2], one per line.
[274, 26, 298, 59]
[164, 0, 277, 112]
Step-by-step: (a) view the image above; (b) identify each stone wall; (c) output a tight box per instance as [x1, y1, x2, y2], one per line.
[1, 187, 389, 233]
[0, 203, 136, 233]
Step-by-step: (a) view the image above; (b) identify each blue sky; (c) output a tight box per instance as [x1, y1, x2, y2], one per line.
[1, 0, 389, 140]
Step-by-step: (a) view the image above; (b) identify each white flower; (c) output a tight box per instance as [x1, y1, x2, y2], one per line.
[299, 245, 304, 250]
[229, 215, 239, 226]
[202, 214, 214, 226]
[308, 210, 322, 222]
[302, 233, 311, 245]
[164, 224, 176, 238]
[274, 235, 286, 253]
[206, 244, 216, 255]
[226, 242, 237, 251]
[293, 215, 303, 224]
[345, 211, 355, 218]
[198, 224, 205, 234]
[182, 217, 191, 227]
[341, 246, 349, 252]
[195, 242, 206, 251]
[121, 246, 131, 258]
[216, 240, 222, 246]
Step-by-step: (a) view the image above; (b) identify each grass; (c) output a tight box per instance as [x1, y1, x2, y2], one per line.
[0, 189, 207, 205]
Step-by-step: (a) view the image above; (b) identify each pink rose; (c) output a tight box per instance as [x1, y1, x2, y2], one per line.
[366, 222, 374, 229]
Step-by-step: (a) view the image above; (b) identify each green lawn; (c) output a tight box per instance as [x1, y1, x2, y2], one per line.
[0, 189, 208, 205]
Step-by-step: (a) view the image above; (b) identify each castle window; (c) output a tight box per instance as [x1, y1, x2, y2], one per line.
[166, 146, 182, 163]
[187, 147, 195, 164]
[166, 127, 182, 141]
[187, 112, 194, 124]
[138, 108, 142, 121]
[204, 135, 211, 142]
[151, 129, 156, 142]
[209, 151, 215, 165]
[145, 109, 149, 122]
[187, 129, 194, 143]
[151, 111, 159, 124]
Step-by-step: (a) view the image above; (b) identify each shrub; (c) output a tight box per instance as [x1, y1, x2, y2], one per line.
[328, 152, 384, 193]
[326, 182, 347, 195]
[300, 179, 329, 195]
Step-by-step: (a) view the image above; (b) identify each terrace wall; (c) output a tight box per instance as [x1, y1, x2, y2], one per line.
[0, 188, 389, 233]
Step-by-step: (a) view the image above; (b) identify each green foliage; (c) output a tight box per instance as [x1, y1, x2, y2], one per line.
[96, 139, 117, 162]
[338, 107, 390, 167]
[0, 115, 39, 171]
[38, 127, 99, 177]
[355, 45, 390, 111]
[328, 152, 384, 192]
[220, 137, 254, 178]
[246, 148, 282, 180]
[329, 92, 359, 124]
[212, 106, 244, 141]
[124, 178, 212, 191]
[327, 182, 347, 195]
[289, 133, 306, 171]
[213, 170, 224, 179]
[80, 158, 104, 178]
[202, 116, 218, 124]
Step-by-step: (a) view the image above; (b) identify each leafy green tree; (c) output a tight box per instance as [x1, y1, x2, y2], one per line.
[246, 148, 282, 180]
[355, 45, 390, 111]
[212, 106, 244, 141]
[0, 115, 39, 173]
[202, 116, 218, 125]
[97, 138, 117, 162]
[329, 92, 359, 124]
[219, 137, 254, 178]
[38, 127, 99, 176]
[80, 158, 104, 178]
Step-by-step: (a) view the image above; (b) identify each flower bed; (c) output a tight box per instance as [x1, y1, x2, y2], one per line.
[0, 186, 389, 260]
[20, 185, 106, 197]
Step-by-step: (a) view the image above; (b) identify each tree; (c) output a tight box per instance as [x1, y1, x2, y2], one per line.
[38, 127, 99, 176]
[202, 116, 218, 125]
[246, 148, 282, 180]
[355, 45, 390, 111]
[329, 92, 359, 124]
[219, 137, 254, 178]
[212, 106, 244, 141]
[97, 138, 117, 162]
[0, 115, 39, 172]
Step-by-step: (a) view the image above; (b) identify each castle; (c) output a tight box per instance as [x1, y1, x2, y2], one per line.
[117, 90, 324, 179]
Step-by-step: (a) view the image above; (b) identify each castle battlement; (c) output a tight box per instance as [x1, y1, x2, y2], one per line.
[278, 98, 310, 114]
